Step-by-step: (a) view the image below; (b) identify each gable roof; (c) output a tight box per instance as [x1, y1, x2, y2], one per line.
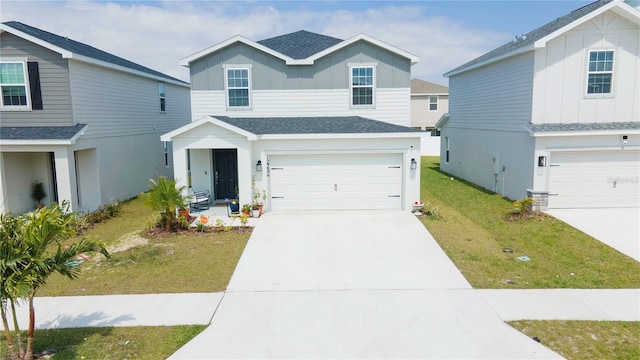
[181, 30, 419, 66]
[445, 0, 639, 77]
[1, 21, 188, 87]
[0, 124, 87, 145]
[161, 116, 420, 141]
[257, 30, 343, 59]
[411, 79, 449, 95]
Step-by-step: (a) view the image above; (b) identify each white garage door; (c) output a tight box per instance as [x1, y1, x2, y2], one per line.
[270, 154, 403, 211]
[548, 151, 640, 209]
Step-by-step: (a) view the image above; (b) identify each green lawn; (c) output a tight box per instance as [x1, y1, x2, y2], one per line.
[419, 156, 640, 289]
[509, 321, 640, 360]
[39, 196, 251, 296]
[0, 325, 206, 359]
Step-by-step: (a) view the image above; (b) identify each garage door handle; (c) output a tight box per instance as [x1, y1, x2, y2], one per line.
[550, 165, 560, 167]
[388, 195, 401, 197]
[271, 167, 283, 170]
[388, 166, 401, 169]
[272, 196, 284, 199]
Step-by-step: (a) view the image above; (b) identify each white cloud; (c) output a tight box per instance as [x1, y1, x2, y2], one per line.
[1, 1, 510, 85]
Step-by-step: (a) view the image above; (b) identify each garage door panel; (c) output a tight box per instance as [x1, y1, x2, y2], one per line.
[270, 154, 403, 211]
[548, 151, 640, 209]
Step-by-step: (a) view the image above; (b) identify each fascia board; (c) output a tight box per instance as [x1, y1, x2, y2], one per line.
[307, 33, 420, 65]
[180, 35, 296, 66]
[533, 2, 639, 48]
[412, 92, 449, 96]
[257, 132, 422, 140]
[444, 44, 534, 77]
[68, 56, 189, 87]
[0, 25, 73, 58]
[161, 116, 257, 141]
[530, 129, 640, 137]
[0, 139, 75, 146]
[434, 113, 450, 129]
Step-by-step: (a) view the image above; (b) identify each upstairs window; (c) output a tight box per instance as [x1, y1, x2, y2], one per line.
[429, 95, 438, 111]
[159, 82, 166, 112]
[0, 61, 42, 111]
[586, 50, 614, 95]
[1, 61, 29, 109]
[350, 66, 374, 106]
[225, 67, 250, 109]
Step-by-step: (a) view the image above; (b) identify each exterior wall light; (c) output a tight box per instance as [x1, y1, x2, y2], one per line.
[410, 158, 417, 170]
[256, 160, 263, 172]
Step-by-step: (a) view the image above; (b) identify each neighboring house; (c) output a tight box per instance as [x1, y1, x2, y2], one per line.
[410, 78, 449, 131]
[437, 0, 639, 209]
[410, 78, 448, 155]
[0, 21, 191, 214]
[162, 30, 422, 211]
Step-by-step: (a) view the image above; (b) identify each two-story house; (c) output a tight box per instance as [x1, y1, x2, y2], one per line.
[0, 21, 191, 214]
[162, 30, 423, 211]
[410, 78, 449, 155]
[437, 0, 639, 209]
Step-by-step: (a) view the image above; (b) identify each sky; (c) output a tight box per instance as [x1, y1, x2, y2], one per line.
[0, 0, 596, 86]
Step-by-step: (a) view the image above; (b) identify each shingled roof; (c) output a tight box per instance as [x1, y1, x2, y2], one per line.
[528, 122, 640, 133]
[411, 79, 449, 95]
[0, 124, 87, 141]
[1, 21, 187, 85]
[214, 116, 421, 135]
[257, 30, 343, 59]
[445, 0, 615, 76]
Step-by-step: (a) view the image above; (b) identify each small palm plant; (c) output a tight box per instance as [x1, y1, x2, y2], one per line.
[144, 176, 187, 232]
[1, 203, 109, 360]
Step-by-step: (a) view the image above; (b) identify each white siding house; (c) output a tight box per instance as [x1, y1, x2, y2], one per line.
[163, 31, 423, 212]
[410, 79, 449, 155]
[438, 0, 639, 209]
[0, 21, 191, 214]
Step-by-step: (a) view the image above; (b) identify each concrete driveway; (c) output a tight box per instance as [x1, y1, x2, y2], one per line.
[170, 211, 561, 359]
[547, 208, 640, 262]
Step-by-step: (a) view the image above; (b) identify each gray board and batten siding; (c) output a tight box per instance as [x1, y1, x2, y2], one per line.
[189, 40, 411, 91]
[0, 32, 74, 127]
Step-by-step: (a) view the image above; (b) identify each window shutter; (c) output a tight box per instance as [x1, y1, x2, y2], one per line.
[27, 62, 43, 110]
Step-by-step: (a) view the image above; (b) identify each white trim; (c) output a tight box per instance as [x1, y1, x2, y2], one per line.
[584, 48, 616, 97]
[428, 95, 439, 112]
[435, 113, 450, 129]
[0, 24, 189, 88]
[257, 133, 422, 140]
[160, 116, 257, 141]
[0, 60, 32, 111]
[180, 33, 420, 67]
[224, 66, 252, 110]
[412, 92, 449, 96]
[444, 1, 640, 77]
[349, 64, 376, 108]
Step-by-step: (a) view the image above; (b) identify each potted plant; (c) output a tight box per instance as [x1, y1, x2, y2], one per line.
[251, 203, 260, 218]
[241, 203, 251, 216]
[412, 200, 424, 213]
[31, 180, 46, 209]
[229, 199, 240, 214]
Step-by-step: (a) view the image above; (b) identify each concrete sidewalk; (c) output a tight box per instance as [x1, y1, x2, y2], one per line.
[6, 289, 638, 332]
[6, 293, 223, 330]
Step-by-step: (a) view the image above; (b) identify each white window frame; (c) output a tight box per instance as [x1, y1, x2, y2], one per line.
[585, 49, 615, 97]
[349, 64, 376, 108]
[0, 60, 31, 111]
[158, 82, 166, 113]
[223, 65, 252, 110]
[429, 95, 438, 111]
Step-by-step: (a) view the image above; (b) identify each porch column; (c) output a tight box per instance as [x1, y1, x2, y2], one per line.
[172, 144, 189, 192]
[237, 146, 252, 205]
[53, 148, 78, 211]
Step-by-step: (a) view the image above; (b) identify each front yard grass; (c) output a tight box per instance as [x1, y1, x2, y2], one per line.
[39, 196, 251, 296]
[0, 325, 206, 359]
[509, 321, 640, 360]
[419, 156, 640, 289]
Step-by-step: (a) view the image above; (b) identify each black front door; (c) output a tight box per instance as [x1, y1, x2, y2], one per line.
[214, 149, 238, 199]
